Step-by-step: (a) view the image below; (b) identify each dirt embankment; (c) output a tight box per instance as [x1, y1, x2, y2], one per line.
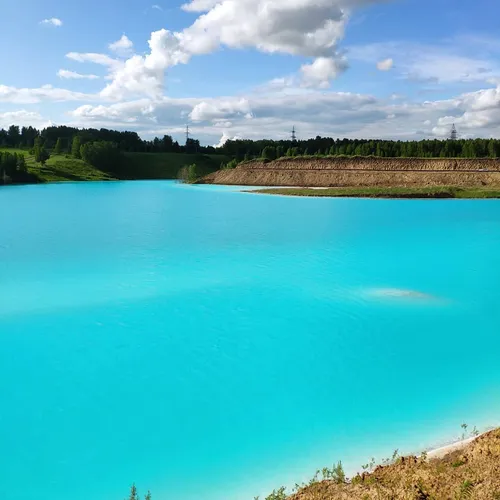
[200, 157, 500, 187]
[288, 429, 500, 500]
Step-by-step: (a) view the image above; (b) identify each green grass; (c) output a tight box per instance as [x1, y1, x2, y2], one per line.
[0, 148, 113, 182]
[123, 152, 230, 179]
[250, 186, 500, 199]
[1, 148, 230, 183]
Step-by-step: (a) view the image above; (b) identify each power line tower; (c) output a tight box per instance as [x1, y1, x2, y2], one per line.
[291, 125, 297, 142]
[450, 124, 458, 141]
[185, 124, 190, 144]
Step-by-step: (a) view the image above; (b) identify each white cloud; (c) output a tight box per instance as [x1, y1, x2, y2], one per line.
[0, 84, 96, 104]
[100, 29, 190, 99]
[109, 35, 134, 57]
[64, 80, 500, 143]
[377, 58, 393, 71]
[189, 98, 252, 122]
[181, 0, 220, 11]
[432, 84, 500, 136]
[213, 132, 242, 148]
[100, 0, 388, 99]
[0, 110, 51, 129]
[58, 69, 99, 80]
[66, 52, 123, 71]
[301, 56, 348, 88]
[152, 4, 163, 10]
[40, 18, 63, 27]
[350, 39, 500, 83]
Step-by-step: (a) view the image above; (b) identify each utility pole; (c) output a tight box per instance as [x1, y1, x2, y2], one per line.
[450, 124, 458, 141]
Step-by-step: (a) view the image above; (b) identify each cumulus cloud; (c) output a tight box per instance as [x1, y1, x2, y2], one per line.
[58, 69, 99, 80]
[100, 30, 190, 99]
[100, 0, 388, 99]
[189, 98, 252, 122]
[214, 132, 242, 148]
[40, 18, 63, 27]
[377, 58, 393, 71]
[109, 35, 134, 57]
[432, 84, 500, 136]
[301, 56, 348, 88]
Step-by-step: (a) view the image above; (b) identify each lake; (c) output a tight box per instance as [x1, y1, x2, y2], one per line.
[1, 181, 499, 500]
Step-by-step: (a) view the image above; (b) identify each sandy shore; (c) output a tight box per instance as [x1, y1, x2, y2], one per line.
[426, 434, 480, 459]
[424, 426, 497, 459]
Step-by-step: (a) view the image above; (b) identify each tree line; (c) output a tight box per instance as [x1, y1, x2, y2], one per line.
[2, 124, 500, 168]
[0, 125, 218, 155]
[0, 151, 28, 182]
[219, 137, 500, 160]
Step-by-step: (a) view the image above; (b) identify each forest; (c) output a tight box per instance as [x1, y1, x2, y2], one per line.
[1, 125, 500, 161]
[220, 137, 500, 161]
[0, 125, 212, 154]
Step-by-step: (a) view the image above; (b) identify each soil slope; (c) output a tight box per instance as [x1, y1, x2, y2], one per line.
[200, 157, 500, 188]
[286, 429, 500, 500]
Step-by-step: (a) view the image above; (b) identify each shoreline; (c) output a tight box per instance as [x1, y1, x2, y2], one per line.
[244, 186, 500, 199]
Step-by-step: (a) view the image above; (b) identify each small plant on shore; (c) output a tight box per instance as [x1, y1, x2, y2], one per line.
[362, 457, 376, 471]
[309, 470, 320, 485]
[458, 480, 474, 499]
[382, 449, 400, 466]
[321, 461, 346, 484]
[264, 486, 287, 500]
[461, 423, 468, 440]
[126, 484, 151, 500]
[460, 423, 480, 440]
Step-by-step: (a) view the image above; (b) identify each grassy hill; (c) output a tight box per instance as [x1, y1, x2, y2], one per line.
[0, 148, 230, 183]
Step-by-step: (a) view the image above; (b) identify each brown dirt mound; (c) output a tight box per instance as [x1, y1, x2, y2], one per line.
[200, 157, 500, 188]
[287, 429, 500, 500]
[202, 168, 500, 188]
[242, 157, 500, 172]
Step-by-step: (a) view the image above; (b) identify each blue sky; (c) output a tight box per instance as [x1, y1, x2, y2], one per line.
[1, 0, 500, 145]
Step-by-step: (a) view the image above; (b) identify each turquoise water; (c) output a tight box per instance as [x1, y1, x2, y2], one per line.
[1, 181, 499, 500]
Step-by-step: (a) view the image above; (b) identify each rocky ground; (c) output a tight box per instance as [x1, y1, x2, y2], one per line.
[284, 429, 500, 500]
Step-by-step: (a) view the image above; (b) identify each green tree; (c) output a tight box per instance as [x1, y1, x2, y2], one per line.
[276, 145, 284, 158]
[144, 492, 152, 500]
[488, 140, 500, 158]
[54, 138, 63, 155]
[71, 136, 82, 159]
[16, 154, 27, 173]
[80, 141, 124, 173]
[34, 144, 50, 166]
[262, 146, 276, 161]
[8, 125, 21, 147]
[224, 159, 238, 169]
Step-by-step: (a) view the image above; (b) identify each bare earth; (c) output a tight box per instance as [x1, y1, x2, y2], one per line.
[200, 157, 500, 188]
[287, 429, 500, 500]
